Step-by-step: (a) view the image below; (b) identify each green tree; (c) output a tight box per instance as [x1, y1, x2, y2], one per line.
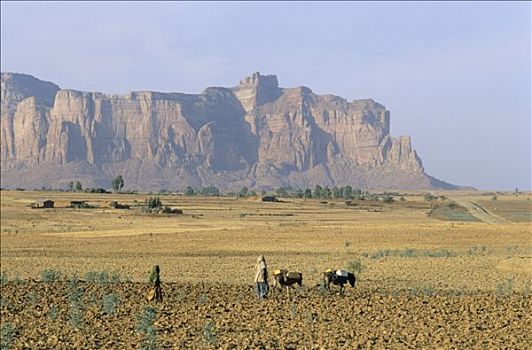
[68, 181, 74, 192]
[184, 186, 195, 196]
[304, 188, 312, 199]
[313, 185, 323, 199]
[342, 185, 353, 199]
[275, 187, 288, 197]
[112, 175, 124, 192]
[323, 186, 332, 199]
[75, 181, 82, 192]
[145, 197, 162, 209]
[201, 186, 219, 196]
[332, 186, 342, 198]
[239, 186, 249, 198]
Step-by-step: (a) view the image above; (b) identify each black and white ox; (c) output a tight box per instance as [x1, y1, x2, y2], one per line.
[272, 269, 303, 296]
[323, 269, 356, 295]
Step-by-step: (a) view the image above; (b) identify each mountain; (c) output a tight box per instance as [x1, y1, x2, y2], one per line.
[0, 72, 457, 191]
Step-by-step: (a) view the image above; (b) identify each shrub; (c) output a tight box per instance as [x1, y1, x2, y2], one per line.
[424, 193, 436, 202]
[41, 269, 61, 282]
[0, 272, 7, 285]
[196, 293, 207, 305]
[382, 195, 394, 203]
[145, 197, 162, 209]
[203, 319, 217, 345]
[68, 277, 84, 329]
[346, 260, 363, 274]
[496, 277, 514, 297]
[0, 322, 15, 350]
[49, 304, 58, 320]
[102, 293, 120, 315]
[137, 305, 157, 349]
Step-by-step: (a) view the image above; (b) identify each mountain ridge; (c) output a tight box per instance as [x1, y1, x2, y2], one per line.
[0, 72, 458, 191]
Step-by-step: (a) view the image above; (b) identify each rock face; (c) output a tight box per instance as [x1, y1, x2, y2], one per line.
[0, 72, 456, 190]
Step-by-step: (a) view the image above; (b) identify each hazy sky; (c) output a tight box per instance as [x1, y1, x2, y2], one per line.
[1, 1, 530, 190]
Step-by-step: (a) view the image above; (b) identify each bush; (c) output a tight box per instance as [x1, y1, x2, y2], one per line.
[109, 201, 130, 209]
[0, 272, 7, 285]
[346, 260, 363, 274]
[496, 278, 514, 297]
[137, 305, 157, 349]
[67, 277, 84, 329]
[49, 304, 58, 320]
[382, 195, 394, 203]
[42, 269, 62, 282]
[184, 186, 195, 196]
[0, 322, 15, 349]
[102, 293, 120, 315]
[424, 193, 437, 202]
[203, 319, 217, 345]
[145, 197, 162, 209]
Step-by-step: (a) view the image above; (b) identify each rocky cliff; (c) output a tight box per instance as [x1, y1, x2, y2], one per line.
[0, 72, 456, 190]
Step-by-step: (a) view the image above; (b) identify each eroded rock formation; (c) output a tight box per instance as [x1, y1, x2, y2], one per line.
[0, 72, 455, 190]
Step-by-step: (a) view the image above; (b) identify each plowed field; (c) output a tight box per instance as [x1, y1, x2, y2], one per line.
[1, 190, 531, 348]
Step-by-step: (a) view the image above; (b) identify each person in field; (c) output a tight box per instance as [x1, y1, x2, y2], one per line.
[254, 255, 269, 300]
[147, 265, 163, 303]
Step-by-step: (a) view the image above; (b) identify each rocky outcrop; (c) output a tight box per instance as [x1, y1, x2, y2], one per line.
[0, 72, 457, 190]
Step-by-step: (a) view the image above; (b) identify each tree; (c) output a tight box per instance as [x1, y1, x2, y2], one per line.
[275, 187, 288, 197]
[304, 188, 312, 199]
[201, 185, 219, 196]
[74, 181, 82, 192]
[112, 175, 124, 192]
[313, 185, 323, 199]
[184, 186, 195, 196]
[239, 186, 249, 198]
[332, 186, 342, 199]
[342, 185, 353, 199]
[68, 181, 74, 192]
[145, 196, 162, 209]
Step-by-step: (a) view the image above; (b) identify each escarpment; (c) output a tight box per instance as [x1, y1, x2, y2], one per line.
[1, 72, 456, 190]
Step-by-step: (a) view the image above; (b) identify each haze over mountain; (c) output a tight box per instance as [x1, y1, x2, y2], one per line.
[1, 72, 457, 191]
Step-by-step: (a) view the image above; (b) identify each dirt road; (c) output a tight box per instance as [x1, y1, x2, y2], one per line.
[451, 198, 511, 224]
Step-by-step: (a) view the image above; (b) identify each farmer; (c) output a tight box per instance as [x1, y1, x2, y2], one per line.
[147, 265, 163, 303]
[254, 255, 269, 300]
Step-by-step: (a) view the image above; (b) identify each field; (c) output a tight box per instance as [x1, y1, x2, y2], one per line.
[1, 190, 531, 348]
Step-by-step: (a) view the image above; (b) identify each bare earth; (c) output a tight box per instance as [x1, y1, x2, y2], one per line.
[1, 190, 531, 348]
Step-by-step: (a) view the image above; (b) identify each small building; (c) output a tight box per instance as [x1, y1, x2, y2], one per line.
[42, 200, 54, 208]
[262, 195, 279, 202]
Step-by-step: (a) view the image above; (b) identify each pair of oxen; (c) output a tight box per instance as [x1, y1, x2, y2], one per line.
[272, 268, 356, 295]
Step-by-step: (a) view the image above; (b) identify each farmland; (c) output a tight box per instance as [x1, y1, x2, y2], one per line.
[1, 190, 531, 348]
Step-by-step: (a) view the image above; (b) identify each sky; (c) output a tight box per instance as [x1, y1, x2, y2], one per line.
[1, 1, 530, 190]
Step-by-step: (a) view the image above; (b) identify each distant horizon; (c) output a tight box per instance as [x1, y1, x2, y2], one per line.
[1, 1, 530, 191]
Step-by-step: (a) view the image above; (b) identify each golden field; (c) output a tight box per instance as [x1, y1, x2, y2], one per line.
[1, 189, 531, 348]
